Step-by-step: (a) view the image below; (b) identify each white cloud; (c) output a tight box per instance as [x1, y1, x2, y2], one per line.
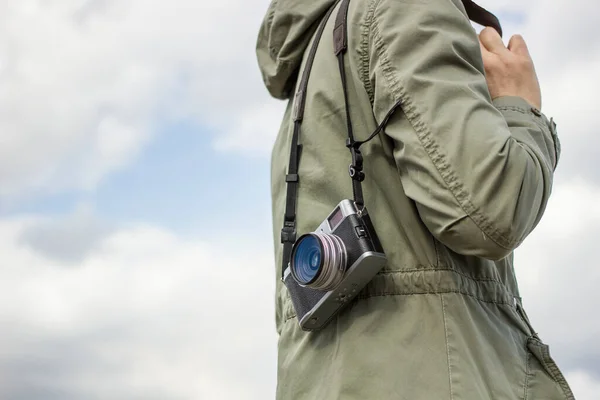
[0, 217, 277, 399]
[566, 370, 600, 400]
[18, 202, 114, 264]
[214, 101, 286, 156]
[0, 0, 278, 198]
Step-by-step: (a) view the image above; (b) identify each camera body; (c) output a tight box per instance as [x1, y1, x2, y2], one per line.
[283, 199, 387, 331]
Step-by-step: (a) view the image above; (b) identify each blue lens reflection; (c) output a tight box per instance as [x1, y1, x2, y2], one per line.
[293, 235, 322, 284]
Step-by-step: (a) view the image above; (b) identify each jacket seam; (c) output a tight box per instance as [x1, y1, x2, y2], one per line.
[282, 289, 515, 322]
[524, 350, 531, 400]
[355, 290, 513, 305]
[549, 119, 560, 170]
[368, 8, 514, 251]
[359, 0, 379, 103]
[378, 267, 514, 291]
[497, 106, 557, 174]
[432, 238, 441, 268]
[542, 345, 575, 399]
[441, 295, 455, 400]
[496, 106, 530, 114]
[266, 0, 279, 57]
[528, 339, 576, 399]
[497, 106, 549, 133]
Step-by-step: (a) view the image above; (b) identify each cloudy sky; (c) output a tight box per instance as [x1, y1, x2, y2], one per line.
[0, 0, 597, 398]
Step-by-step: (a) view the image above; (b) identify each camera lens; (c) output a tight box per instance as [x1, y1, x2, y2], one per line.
[291, 234, 323, 285]
[291, 233, 347, 290]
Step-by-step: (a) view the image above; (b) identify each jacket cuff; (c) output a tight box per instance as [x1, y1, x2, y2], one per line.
[492, 96, 561, 171]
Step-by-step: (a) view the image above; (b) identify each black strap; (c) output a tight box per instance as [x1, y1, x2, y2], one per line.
[462, 0, 503, 37]
[281, 2, 341, 279]
[335, 0, 402, 212]
[335, 0, 366, 210]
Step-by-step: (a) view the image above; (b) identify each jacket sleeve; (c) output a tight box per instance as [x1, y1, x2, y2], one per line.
[366, 0, 561, 260]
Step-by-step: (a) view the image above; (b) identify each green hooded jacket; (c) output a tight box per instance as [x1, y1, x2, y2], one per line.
[256, 0, 574, 398]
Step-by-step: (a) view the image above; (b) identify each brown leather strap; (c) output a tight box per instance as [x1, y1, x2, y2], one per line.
[462, 0, 503, 37]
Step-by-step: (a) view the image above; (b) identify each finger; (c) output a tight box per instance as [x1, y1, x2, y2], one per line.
[479, 40, 493, 64]
[479, 27, 506, 54]
[479, 39, 488, 55]
[479, 40, 487, 57]
[508, 34, 530, 57]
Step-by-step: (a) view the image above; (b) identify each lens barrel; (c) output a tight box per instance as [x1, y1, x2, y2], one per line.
[291, 233, 347, 291]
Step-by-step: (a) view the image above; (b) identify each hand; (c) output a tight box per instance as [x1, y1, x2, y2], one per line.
[478, 27, 542, 110]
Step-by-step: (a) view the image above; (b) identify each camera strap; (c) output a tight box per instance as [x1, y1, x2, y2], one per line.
[280, 2, 340, 280]
[280, 0, 502, 279]
[462, 0, 503, 37]
[334, 0, 403, 215]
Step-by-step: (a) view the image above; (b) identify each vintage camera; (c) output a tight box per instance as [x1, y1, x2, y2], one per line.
[283, 199, 387, 331]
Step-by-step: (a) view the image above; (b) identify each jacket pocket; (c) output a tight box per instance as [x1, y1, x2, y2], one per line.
[514, 302, 575, 399]
[526, 337, 575, 399]
[515, 299, 575, 400]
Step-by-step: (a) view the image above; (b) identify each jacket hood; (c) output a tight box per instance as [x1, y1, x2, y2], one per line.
[256, 0, 337, 99]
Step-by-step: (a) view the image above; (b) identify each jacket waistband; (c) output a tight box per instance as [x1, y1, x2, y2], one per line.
[281, 268, 518, 322]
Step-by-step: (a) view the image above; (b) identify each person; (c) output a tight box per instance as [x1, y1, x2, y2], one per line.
[256, 0, 573, 398]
